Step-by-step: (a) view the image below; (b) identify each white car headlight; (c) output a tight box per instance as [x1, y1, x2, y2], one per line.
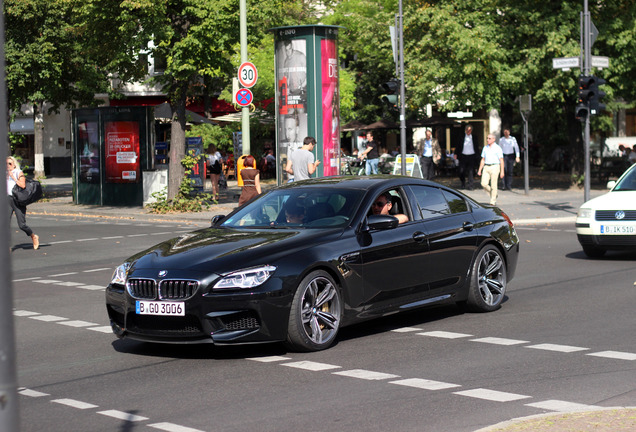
[214, 265, 276, 290]
[577, 208, 593, 219]
[111, 263, 131, 286]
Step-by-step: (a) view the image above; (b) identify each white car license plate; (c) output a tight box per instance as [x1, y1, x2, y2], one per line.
[136, 301, 185, 316]
[600, 225, 635, 234]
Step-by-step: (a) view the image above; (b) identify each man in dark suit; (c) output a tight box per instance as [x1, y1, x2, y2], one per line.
[454, 125, 480, 189]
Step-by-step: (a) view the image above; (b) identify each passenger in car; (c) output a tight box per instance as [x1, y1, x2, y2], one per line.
[371, 191, 408, 224]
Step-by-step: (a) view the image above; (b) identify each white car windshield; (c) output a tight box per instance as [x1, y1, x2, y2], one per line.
[221, 187, 365, 229]
[614, 166, 636, 191]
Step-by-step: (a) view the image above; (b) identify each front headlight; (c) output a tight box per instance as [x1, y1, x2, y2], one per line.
[577, 208, 593, 219]
[213, 265, 276, 290]
[111, 263, 131, 286]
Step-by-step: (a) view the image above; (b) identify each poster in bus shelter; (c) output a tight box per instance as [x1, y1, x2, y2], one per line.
[321, 38, 339, 176]
[105, 121, 140, 183]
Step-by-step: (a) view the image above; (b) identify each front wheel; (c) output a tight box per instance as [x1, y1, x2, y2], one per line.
[582, 245, 606, 258]
[286, 270, 342, 352]
[466, 245, 507, 312]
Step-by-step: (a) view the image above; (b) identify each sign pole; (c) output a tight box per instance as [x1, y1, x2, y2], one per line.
[398, 0, 406, 175]
[583, 0, 591, 202]
[240, 0, 250, 156]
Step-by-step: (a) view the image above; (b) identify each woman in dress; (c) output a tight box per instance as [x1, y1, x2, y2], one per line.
[238, 155, 261, 206]
[207, 144, 222, 201]
[7, 156, 39, 250]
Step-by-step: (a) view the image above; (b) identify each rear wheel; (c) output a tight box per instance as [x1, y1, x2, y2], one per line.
[582, 245, 606, 258]
[466, 245, 506, 312]
[286, 270, 342, 352]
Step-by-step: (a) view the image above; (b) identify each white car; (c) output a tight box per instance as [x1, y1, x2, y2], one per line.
[576, 163, 636, 257]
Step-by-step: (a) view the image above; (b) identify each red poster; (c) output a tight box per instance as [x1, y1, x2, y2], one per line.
[105, 121, 140, 183]
[321, 39, 339, 177]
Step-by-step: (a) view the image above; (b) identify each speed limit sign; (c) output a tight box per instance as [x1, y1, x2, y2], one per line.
[238, 62, 258, 88]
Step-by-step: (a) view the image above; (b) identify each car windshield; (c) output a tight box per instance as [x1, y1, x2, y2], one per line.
[613, 166, 636, 191]
[220, 187, 365, 229]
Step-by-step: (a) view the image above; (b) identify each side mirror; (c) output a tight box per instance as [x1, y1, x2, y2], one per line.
[606, 180, 616, 190]
[366, 214, 399, 231]
[211, 215, 226, 226]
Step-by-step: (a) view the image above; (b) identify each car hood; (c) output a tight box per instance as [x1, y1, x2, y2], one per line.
[127, 227, 341, 274]
[581, 190, 636, 210]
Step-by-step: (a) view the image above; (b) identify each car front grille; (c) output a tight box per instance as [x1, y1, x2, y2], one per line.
[127, 314, 204, 337]
[595, 210, 636, 221]
[127, 278, 199, 300]
[127, 279, 156, 299]
[159, 280, 199, 300]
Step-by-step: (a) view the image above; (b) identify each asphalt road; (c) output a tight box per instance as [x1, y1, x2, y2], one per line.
[10, 214, 636, 432]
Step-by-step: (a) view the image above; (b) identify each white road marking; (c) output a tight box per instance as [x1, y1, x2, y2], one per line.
[83, 268, 111, 273]
[33, 279, 64, 284]
[55, 281, 85, 287]
[333, 369, 400, 380]
[77, 238, 99, 242]
[97, 410, 149, 422]
[148, 422, 206, 432]
[455, 388, 531, 402]
[151, 232, 174, 236]
[525, 343, 589, 353]
[77, 285, 105, 291]
[52, 398, 98, 409]
[391, 327, 422, 333]
[247, 356, 291, 362]
[587, 351, 636, 361]
[58, 320, 99, 328]
[471, 337, 529, 346]
[418, 331, 473, 339]
[389, 378, 461, 391]
[48, 240, 73, 244]
[87, 326, 114, 333]
[19, 388, 49, 397]
[48, 272, 78, 277]
[128, 234, 149, 237]
[526, 400, 600, 412]
[12, 277, 41, 282]
[102, 236, 124, 240]
[114, 223, 133, 225]
[282, 361, 341, 371]
[30, 315, 68, 322]
[13, 310, 40, 317]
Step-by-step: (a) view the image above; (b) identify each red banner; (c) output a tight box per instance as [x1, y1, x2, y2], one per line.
[321, 39, 339, 176]
[105, 121, 140, 183]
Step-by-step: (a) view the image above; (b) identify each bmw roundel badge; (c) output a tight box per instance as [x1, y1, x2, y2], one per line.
[158, 270, 168, 277]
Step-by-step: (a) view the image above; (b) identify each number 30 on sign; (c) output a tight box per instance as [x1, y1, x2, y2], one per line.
[238, 62, 258, 88]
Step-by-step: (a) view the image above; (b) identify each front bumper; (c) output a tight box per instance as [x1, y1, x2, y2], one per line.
[105, 278, 294, 345]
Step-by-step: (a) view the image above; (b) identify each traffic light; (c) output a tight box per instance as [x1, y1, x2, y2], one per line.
[380, 79, 399, 110]
[575, 103, 588, 121]
[590, 76, 607, 114]
[577, 75, 594, 105]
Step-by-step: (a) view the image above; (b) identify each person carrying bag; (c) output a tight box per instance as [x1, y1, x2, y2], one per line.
[7, 156, 40, 250]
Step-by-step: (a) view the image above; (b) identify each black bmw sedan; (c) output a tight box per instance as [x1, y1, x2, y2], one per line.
[106, 176, 519, 352]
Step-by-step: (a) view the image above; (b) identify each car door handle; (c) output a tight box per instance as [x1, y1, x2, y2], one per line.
[462, 221, 474, 231]
[413, 232, 427, 243]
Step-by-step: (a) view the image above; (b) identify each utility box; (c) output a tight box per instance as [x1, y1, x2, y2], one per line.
[72, 107, 155, 206]
[272, 25, 343, 184]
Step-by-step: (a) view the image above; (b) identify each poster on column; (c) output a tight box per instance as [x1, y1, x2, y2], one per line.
[321, 38, 339, 177]
[105, 121, 140, 183]
[276, 38, 308, 182]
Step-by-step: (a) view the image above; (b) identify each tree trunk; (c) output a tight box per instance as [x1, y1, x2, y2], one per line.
[167, 90, 188, 200]
[33, 102, 45, 178]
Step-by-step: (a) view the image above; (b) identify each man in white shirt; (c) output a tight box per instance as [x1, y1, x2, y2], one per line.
[499, 129, 521, 190]
[286, 136, 321, 181]
[456, 125, 478, 190]
[477, 134, 504, 205]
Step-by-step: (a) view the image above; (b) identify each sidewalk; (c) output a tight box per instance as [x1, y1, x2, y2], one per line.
[31, 170, 606, 226]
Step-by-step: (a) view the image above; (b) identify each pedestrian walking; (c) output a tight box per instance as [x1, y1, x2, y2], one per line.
[359, 131, 380, 175]
[455, 125, 479, 189]
[499, 129, 521, 190]
[418, 129, 442, 180]
[206, 144, 222, 201]
[286, 136, 321, 181]
[477, 134, 504, 205]
[238, 155, 261, 206]
[7, 156, 39, 250]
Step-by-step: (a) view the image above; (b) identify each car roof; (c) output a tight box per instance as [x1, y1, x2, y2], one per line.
[278, 175, 439, 191]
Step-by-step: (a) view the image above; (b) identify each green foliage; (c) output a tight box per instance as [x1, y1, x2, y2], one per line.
[186, 124, 238, 154]
[147, 150, 214, 213]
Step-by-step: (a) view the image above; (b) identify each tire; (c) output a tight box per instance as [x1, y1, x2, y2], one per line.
[286, 270, 342, 352]
[582, 245, 606, 258]
[466, 245, 507, 312]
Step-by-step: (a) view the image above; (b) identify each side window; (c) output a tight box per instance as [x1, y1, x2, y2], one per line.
[409, 185, 449, 219]
[442, 189, 469, 214]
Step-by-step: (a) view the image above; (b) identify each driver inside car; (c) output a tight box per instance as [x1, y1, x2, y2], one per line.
[371, 191, 408, 224]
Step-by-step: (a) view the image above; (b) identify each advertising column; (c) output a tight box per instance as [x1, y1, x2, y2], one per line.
[273, 25, 342, 185]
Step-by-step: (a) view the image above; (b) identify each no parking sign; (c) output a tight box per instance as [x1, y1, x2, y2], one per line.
[236, 88, 254, 107]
